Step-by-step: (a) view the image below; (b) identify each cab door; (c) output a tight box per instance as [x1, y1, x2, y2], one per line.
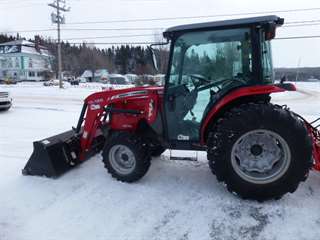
[164, 28, 253, 144]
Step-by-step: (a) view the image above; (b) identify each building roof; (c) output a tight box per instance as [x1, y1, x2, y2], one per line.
[163, 15, 284, 39]
[0, 39, 51, 57]
[0, 39, 33, 46]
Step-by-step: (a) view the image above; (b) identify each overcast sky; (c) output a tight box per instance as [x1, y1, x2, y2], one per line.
[0, 0, 320, 68]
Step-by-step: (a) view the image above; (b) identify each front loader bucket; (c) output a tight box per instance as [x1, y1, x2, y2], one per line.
[22, 130, 104, 178]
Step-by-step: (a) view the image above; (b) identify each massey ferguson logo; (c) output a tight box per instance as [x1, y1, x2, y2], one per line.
[90, 104, 101, 110]
[88, 98, 103, 105]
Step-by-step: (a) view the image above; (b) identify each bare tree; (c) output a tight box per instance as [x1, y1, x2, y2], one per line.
[80, 42, 105, 81]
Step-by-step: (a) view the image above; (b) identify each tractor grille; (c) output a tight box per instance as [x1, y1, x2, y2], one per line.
[0, 92, 9, 98]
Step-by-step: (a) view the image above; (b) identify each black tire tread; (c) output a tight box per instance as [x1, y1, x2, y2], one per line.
[102, 132, 151, 183]
[207, 102, 313, 201]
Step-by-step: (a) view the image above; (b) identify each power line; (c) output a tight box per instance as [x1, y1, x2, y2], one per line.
[66, 35, 320, 45]
[3, 21, 320, 34]
[61, 27, 165, 31]
[66, 7, 320, 25]
[0, 28, 163, 34]
[62, 33, 159, 40]
[3, 18, 320, 34]
[1, 31, 319, 43]
[286, 19, 320, 24]
[0, 2, 44, 9]
[1, 27, 165, 33]
[67, 41, 163, 45]
[0, 0, 43, 5]
[60, 33, 320, 41]
[275, 35, 320, 40]
[4, 20, 320, 36]
[282, 23, 320, 28]
[0, 0, 43, 2]
[60, 23, 320, 40]
[0, 29, 55, 33]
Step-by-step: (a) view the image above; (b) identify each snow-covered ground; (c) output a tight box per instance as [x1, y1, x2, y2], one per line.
[0, 82, 320, 240]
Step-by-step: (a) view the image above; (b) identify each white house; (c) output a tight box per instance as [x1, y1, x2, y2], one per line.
[0, 40, 53, 81]
[81, 69, 109, 82]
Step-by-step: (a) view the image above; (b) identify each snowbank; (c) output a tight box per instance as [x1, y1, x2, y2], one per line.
[0, 82, 319, 240]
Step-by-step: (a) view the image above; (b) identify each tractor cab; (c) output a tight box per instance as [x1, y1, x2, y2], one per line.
[157, 15, 284, 147]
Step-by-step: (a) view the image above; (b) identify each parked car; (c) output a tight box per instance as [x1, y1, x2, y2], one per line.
[107, 74, 130, 85]
[125, 74, 139, 84]
[43, 79, 63, 87]
[78, 77, 86, 83]
[0, 78, 18, 85]
[70, 78, 79, 85]
[153, 74, 166, 86]
[0, 89, 12, 111]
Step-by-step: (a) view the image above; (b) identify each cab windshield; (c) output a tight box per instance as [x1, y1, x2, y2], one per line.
[169, 28, 253, 88]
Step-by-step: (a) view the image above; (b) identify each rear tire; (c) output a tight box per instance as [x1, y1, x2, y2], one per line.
[102, 132, 151, 182]
[207, 102, 312, 201]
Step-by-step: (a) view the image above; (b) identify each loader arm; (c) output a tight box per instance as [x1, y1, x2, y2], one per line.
[78, 87, 161, 160]
[23, 86, 161, 177]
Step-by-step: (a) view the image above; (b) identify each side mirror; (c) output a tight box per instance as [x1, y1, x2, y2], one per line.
[148, 46, 159, 72]
[280, 75, 287, 84]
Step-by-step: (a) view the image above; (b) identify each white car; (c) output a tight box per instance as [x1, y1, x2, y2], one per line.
[78, 77, 86, 83]
[43, 79, 59, 86]
[107, 74, 130, 85]
[0, 90, 12, 111]
[43, 79, 70, 87]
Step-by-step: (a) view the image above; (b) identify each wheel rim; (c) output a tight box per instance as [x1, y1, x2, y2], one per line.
[231, 129, 291, 184]
[109, 145, 136, 175]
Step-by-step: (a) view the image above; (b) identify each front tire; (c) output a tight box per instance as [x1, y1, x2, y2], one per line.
[207, 102, 312, 201]
[102, 132, 151, 182]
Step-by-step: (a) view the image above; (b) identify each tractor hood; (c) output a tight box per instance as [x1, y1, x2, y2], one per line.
[85, 85, 164, 105]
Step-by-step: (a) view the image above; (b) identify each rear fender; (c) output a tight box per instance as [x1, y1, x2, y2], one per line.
[200, 84, 296, 144]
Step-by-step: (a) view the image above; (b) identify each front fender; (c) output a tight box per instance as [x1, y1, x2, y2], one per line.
[200, 83, 296, 144]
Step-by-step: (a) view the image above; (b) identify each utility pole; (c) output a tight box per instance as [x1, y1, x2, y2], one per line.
[48, 0, 70, 89]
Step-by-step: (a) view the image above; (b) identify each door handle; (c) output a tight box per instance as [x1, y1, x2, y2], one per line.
[167, 95, 175, 111]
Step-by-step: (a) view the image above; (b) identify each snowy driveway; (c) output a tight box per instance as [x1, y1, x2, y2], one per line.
[0, 82, 320, 240]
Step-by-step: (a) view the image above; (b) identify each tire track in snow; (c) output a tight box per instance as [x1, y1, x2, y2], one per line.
[209, 204, 271, 240]
[13, 106, 67, 112]
[14, 95, 83, 103]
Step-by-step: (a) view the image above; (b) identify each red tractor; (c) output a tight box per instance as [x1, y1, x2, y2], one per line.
[23, 15, 320, 201]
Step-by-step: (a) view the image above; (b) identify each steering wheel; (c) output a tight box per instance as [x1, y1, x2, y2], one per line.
[195, 77, 247, 92]
[221, 78, 247, 88]
[188, 74, 211, 88]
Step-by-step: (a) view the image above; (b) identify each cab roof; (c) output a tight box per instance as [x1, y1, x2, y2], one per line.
[163, 15, 284, 39]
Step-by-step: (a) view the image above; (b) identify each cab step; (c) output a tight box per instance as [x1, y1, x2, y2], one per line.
[169, 150, 198, 161]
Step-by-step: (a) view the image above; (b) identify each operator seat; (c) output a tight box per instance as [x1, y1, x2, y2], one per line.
[201, 82, 245, 127]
